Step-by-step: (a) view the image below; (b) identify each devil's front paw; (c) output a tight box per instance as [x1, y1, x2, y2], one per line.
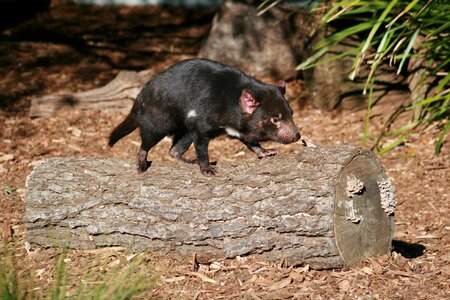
[200, 164, 217, 176]
[256, 148, 278, 158]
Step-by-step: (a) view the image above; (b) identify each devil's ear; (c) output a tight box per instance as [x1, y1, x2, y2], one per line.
[277, 80, 286, 95]
[240, 89, 259, 114]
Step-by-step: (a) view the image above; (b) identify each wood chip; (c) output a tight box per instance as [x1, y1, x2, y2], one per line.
[161, 276, 186, 283]
[126, 253, 138, 262]
[209, 261, 223, 271]
[247, 291, 263, 300]
[0, 154, 14, 162]
[1, 220, 13, 242]
[414, 234, 439, 239]
[255, 276, 273, 287]
[338, 279, 351, 291]
[246, 275, 258, 285]
[268, 277, 292, 291]
[68, 127, 82, 137]
[368, 258, 384, 274]
[188, 272, 218, 284]
[82, 247, 125, 254]
[289, 271, 305, 282]
[386, 270, 418, 278]
[361, 267, 374, 275]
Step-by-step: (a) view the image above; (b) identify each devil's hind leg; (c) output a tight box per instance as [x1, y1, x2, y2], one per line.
[136, 127, 165, 173]
[169, 132, 194, 163]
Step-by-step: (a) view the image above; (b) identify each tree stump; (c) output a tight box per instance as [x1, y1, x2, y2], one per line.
[25, 145, 395, 269]
[198, 0, 298, 81]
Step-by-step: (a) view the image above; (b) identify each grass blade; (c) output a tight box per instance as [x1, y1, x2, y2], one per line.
[257, 0, 281, 16]
[385, 0, 420, 28]
[361, 0, 398, 54]
[407, 94, 448, 109]
[397, 28, 420, 75]
[435, 121, 450, 154]
[373, 28, 391, 62]
[362, 77, 374, 146]
[351, 0, 399, 79]
[296, 46, 330, 70]
[436, 72, 450, 93]
[315, 21, 375, 49]
[326, 0, 360, 22]
[384, 120, 421, 137]
[426, 22, 450, 39]
[377, 132, 412, 155]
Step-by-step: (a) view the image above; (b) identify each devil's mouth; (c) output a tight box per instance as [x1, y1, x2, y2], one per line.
[243, 131, 300, 144]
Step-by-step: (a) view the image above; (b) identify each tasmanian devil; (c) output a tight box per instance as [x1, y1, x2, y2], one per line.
[108, 58, 301, 176]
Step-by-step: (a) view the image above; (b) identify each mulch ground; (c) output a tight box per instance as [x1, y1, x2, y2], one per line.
[0, 1, 448, 299]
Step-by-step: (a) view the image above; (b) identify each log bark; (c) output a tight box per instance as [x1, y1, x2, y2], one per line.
[24, 145, 395, 269]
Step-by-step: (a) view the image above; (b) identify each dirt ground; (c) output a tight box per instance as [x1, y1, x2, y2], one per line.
[0, 1, 449, 299]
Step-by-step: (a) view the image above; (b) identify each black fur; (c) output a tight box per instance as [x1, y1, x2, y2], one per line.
[109, 58, 300, 175]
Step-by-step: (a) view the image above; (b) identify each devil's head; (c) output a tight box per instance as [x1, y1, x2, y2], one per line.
[239, 81, 301, 144]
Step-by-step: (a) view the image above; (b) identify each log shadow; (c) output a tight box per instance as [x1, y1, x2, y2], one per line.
[392, 240, 426, 259]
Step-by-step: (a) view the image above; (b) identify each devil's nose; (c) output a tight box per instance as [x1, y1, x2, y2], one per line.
[294, 132, 301, 142]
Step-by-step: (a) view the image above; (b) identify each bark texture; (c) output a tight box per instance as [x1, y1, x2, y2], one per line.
[25, 145, 395, 269]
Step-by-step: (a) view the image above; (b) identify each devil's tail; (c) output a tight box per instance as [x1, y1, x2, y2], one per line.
[108, 107, 138, 147]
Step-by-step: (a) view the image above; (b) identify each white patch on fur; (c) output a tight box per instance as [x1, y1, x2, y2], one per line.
[187, 110, 197, 118]
[225, 127, 241, 138]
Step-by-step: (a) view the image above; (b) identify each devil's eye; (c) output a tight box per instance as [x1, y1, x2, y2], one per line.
[271, 117, 280, 124]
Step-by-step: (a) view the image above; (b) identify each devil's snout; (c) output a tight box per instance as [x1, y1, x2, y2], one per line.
[286, 130, 301, 143]
[277, 120, 301, 144]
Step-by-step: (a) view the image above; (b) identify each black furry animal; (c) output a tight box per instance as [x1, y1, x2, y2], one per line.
[109, 58, 300, 175]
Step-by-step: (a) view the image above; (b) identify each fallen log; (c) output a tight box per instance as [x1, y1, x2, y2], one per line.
[29, 69, 157, 118]
[25, 144, 395, 269]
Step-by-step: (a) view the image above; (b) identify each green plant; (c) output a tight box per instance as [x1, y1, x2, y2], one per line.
[1, 246, 157, 300]
[74, 255, 157, 300]
[1, 245, 30, 300]
[297, 0, 449, 154]
[48, 251, 68, 300]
